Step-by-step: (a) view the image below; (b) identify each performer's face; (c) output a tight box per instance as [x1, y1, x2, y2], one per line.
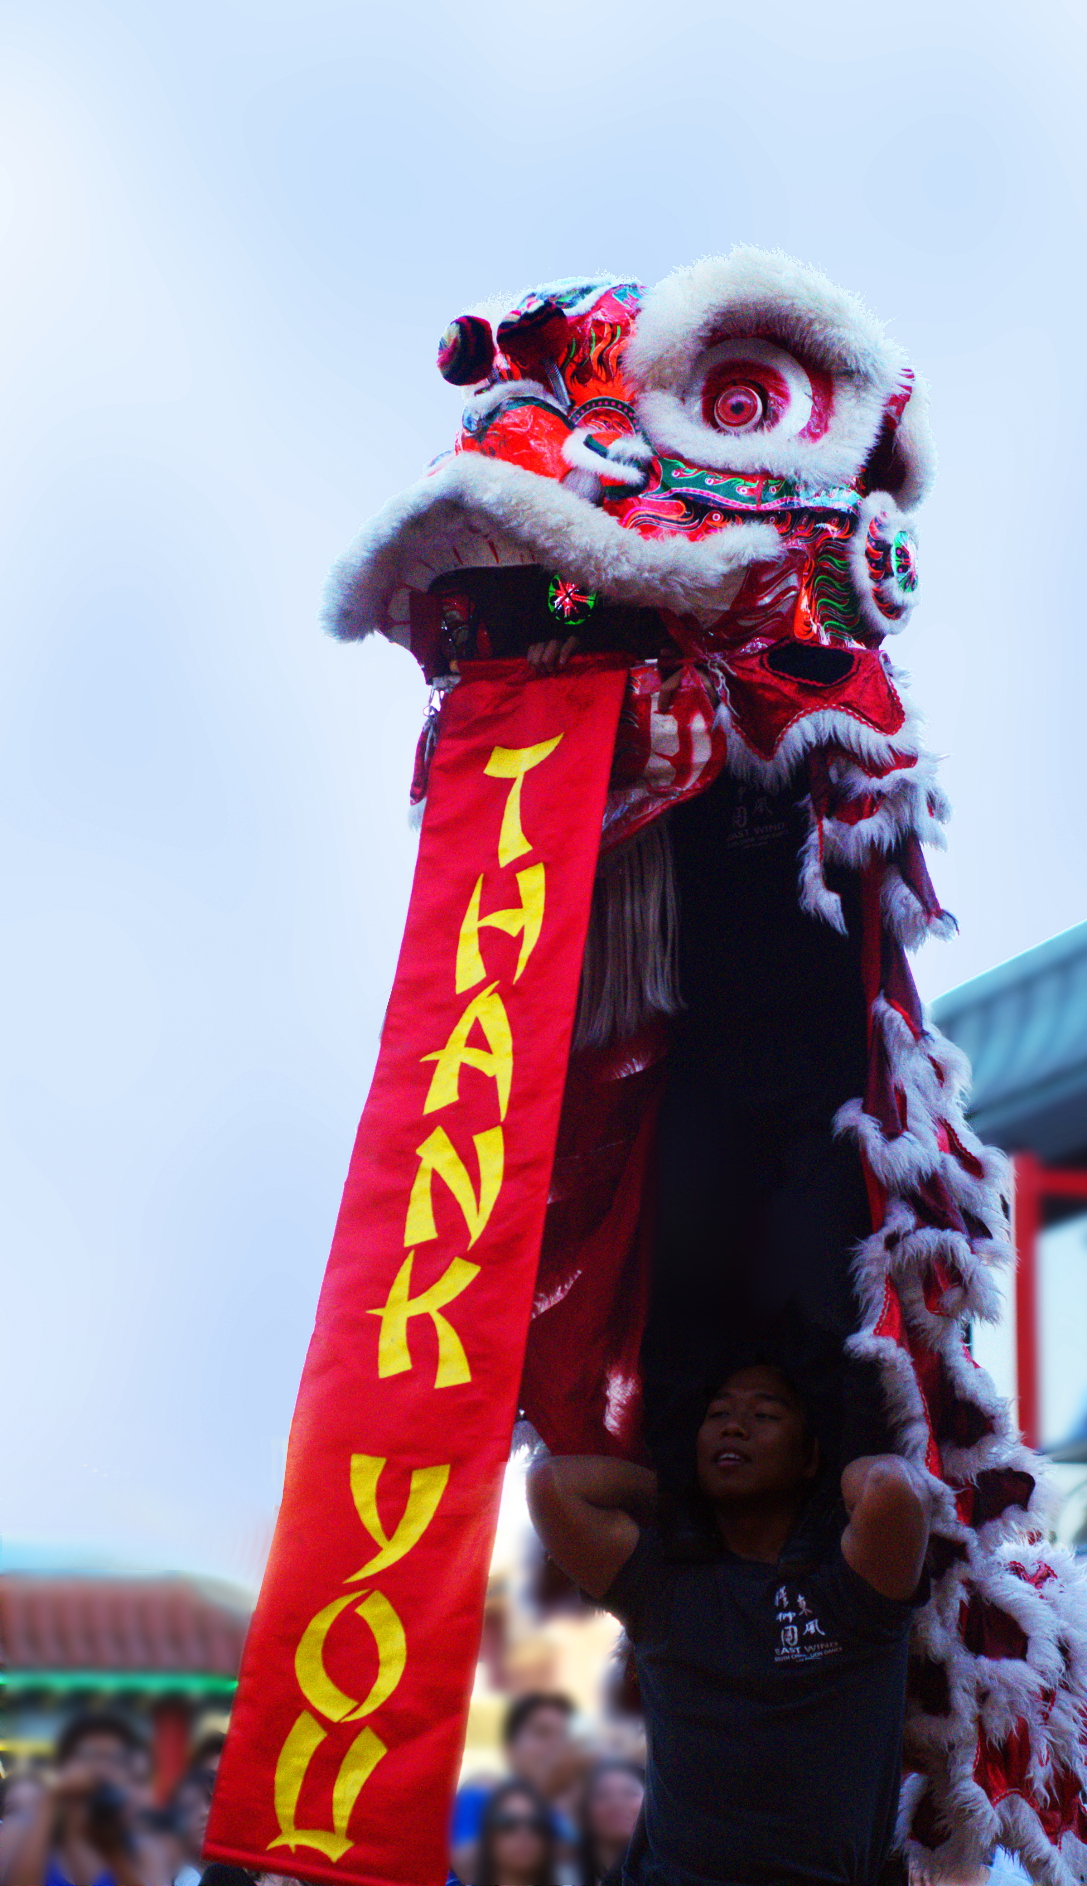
[695, 1365, 818, 1505]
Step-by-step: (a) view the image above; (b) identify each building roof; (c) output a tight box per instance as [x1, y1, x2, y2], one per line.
[932, 921, 1087, 1161]
[0, 1574, 249, 1687]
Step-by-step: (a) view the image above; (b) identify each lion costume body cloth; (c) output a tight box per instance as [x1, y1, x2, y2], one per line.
[323, 256, 1087, 1881]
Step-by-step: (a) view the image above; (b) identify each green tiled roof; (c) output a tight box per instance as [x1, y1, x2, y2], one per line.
[932, 922, 1087, 1159]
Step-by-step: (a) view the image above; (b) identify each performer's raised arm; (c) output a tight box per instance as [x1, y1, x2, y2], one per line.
[529, 1367, 935, 1886]
[526, 1454, 657, 1600]
[840, 1454, 931, 1602]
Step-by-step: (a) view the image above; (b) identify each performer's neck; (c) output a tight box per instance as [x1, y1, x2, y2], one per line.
[711, 1490, 807, 1564]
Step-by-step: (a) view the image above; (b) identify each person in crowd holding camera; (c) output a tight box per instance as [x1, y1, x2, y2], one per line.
[0, 1711, 166, 1886]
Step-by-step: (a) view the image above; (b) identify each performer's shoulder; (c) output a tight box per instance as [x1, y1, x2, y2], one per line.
[810, 1537, 928, 1641]
[600, 1521, 731, 1635]
[598, 1523, 675, 1624]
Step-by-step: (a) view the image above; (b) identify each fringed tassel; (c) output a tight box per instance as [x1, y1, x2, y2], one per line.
[572, 818, 683, 1051]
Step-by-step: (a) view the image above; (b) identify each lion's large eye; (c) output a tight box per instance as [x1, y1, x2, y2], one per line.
[696, 338, 822, 440]
[711, 380, 766, 431]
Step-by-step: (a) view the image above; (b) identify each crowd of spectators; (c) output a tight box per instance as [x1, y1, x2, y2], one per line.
[0, 1695, 644, 1886]
[0, 1697, 1033, 1886]
[450, 1692, 645, 1886]
[0, 1713, 224, 1886]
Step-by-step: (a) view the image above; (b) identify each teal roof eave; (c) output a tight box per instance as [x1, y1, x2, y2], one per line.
[965, 1054, 1087, 1148]
[932, 919, 1087, 1156]
[0, 1671, 237, 1696]
[933, 920, 1087, 1023]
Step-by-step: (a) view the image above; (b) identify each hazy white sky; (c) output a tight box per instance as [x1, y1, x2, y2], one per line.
[3, 0, 1085, 1586]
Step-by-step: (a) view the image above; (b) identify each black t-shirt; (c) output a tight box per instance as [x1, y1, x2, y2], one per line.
[604, 1526, 918, 1886]
[667, 771, 867, 1117]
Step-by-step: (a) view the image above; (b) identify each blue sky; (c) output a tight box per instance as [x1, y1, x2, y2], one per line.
[2, 0, 1085, 1586]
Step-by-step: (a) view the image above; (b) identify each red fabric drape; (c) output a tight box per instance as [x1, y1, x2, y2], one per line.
[206, 657, 628, 1886]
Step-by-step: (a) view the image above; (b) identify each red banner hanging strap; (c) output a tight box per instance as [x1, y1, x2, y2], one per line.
[206, 655, 628, 1886]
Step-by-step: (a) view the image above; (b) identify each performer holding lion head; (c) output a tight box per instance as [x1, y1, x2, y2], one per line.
[210, 252, 1087, 1886]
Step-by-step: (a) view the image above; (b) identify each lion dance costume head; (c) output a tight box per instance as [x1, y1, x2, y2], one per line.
[331, 251, 929, 661]
[325, 253, 1087, 1882]
[202, 254, 1087, 1886]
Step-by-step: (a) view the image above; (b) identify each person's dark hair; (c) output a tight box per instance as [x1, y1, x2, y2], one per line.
[501, 1691, 574, 1749]
[55, 1710, 146, 1766]
[576, 1759, 645, 1886]
[170, 1765, 215, 1810]
[475, 1780, 556, 1886]
[198, 1866, 256, 1886]
[654, 1312, 846, 1568]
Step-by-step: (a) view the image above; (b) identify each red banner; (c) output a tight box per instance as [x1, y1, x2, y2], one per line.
[206, 656, 628, 1886]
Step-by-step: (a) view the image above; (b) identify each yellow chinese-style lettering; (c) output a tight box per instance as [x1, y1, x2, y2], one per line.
[345, 1591, 407, 1717]
[404, 1124, 504, 1247]
[266, 727, 569, 1859]
[347, 1454, 451, 1579]
[455, 863, 546, 993]
[294, 1594, 362, 1722]
[292, 1588, 406, 1725]
[267, 1455, 448, 1858]
[421, 984, 513, 1119]
[370, 1251, 479, 1386]
[485, 737, 562, 866]
[269, 1710, 386, 1861]
[330, 1724, 388, 1844]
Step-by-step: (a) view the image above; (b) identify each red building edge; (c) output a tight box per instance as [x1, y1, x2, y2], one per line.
[0, 1573, 250, 1797]
[1013, 1152, 1087, 1453]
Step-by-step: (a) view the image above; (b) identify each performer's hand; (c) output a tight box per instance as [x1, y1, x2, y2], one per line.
[49, 1758, 105, 1805]
[527, 636, 580, 671]
[908, 1860, 989, 1886]
[840, 1454, 932, 1602]
[656, 659, 718, 712]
